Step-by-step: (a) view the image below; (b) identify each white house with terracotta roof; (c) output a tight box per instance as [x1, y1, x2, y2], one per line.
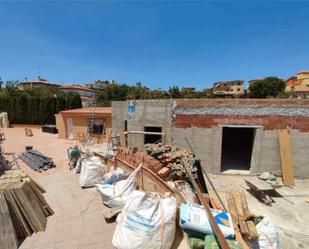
[59, 84, 96, 107]
[17, 77, 60, 90]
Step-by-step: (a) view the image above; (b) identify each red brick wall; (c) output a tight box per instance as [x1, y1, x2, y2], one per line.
[174, 114, 309, 132]
[175, 99, 309, 108]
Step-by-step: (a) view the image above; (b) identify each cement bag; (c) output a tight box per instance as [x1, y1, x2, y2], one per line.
[79, 156, 104, 187]
[112, 190, 177, 249]
[251, 216, 280, 249]
[96, 164, 142, 207]
[179, 203, 235, 239]
[102, 167, 129, 185]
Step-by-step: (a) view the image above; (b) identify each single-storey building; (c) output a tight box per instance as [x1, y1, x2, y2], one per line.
[56, 107, 112, 143]
[112, 99, 309, 178]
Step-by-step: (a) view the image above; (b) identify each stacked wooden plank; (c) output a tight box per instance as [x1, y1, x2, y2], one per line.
[20, 149, 55, 172]
[226, 190, 258, 240]
[0, 170, 53, 246]
[0, 192, 18, 249]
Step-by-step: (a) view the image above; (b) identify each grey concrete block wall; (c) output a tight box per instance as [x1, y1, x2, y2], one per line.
[252, 130, 281, 175]
[172, 127, 222, 174]
[112, 100, 309, 178]
[112, 100, 173, 149]
[290, 130, 309, 178]
[252, 129, 309, 178]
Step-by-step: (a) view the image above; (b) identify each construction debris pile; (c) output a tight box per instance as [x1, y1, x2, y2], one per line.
[68, 141, 281, 249]
[113, 143, 281, 249]
[20, 149, 55, 172]
[116, 143, 199, 182]
[145, 143, 199, 179]
[0, 170, 53, 248]
[0, 147, 11, 175]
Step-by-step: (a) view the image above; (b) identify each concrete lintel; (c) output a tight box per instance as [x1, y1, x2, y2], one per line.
[219, 124, 263, 128]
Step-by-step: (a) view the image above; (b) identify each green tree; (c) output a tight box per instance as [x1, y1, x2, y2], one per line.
[168, 86, 182, 98]
[0, 81, 82, 124]
[249, 77, 285, 98]
[66, 92, 82, 109]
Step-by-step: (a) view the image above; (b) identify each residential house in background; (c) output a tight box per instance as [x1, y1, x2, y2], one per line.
[285, 71, 309, 96]
[59, 84, 96, 107]
[17, 77, 60, 90]
[85, 80, 111, 90]
[213, 80, 244, 96]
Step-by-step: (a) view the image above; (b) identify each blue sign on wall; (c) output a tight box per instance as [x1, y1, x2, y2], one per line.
[128, 101, 136, 118]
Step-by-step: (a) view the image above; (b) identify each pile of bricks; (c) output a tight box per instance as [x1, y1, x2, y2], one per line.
[117, 147, 164, 173]
[116, 144, 198, 182]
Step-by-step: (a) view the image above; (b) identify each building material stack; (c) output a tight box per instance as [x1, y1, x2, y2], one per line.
[145, 143, 199, 181]
[20, 149, 55, 172]
[226, 190, 258, 241]
[0, 170, 53, 248]
[116, 144, 199, 182]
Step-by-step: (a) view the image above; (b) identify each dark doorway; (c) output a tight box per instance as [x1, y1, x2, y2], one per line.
[144, 126, 162, 144]
[124, 120, 128, 132]
[221, 127, 255, 172]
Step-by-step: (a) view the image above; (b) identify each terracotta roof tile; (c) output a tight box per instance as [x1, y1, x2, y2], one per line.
[60, 84, 96, 92]
[60, 107, 112, 115]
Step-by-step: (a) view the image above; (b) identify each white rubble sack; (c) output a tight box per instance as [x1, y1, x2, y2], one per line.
[79, 156, 104, 187]
[256, 216, 280, 249]
[96, 164, 142, 208]
[248, 216, 280, 249]
[112, 190, 177, 249]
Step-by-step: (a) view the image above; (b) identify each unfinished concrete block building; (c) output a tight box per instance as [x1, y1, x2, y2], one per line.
[112, 99, 309, 178]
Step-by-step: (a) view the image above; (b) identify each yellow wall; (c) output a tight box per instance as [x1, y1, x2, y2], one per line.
[56, 112, 112, 143]
[55, 114, 66, 138]
[286, 72, 309, 93]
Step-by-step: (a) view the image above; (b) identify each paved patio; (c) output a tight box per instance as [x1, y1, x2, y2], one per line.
[2, 127, 116, 249]
[19, 170, 116, 249]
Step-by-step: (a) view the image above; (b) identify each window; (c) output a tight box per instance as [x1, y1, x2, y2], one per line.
[92, 119, 105, 134]
[237, 88, 241, 91]
[144, 126, 162, 144]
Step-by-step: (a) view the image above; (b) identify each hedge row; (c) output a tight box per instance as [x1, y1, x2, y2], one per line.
[0, 88, 82, 125]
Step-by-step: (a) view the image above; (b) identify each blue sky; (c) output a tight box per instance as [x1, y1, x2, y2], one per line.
[0, 1, 308, 90]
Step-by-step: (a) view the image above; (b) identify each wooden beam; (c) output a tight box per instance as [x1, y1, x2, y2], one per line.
[278, 129, 295, 186]
[184, 164, 230, 249]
